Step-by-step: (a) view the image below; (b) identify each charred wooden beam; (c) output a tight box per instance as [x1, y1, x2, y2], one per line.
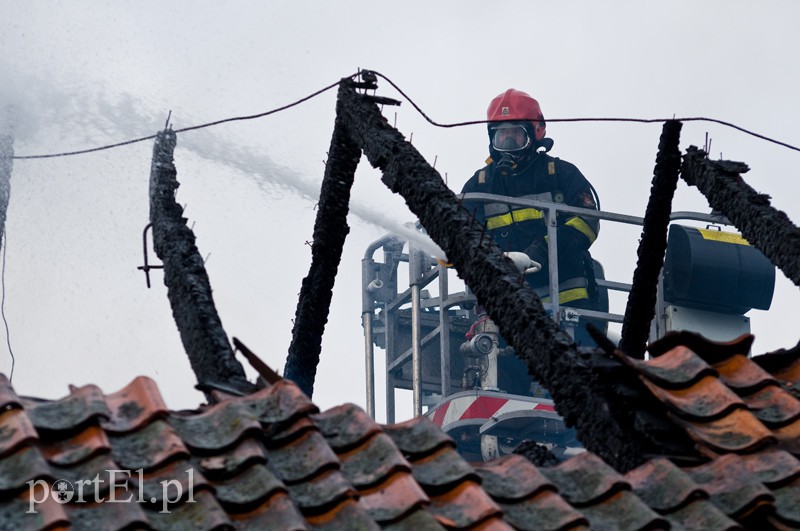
[0, 135, 11, 244]
[283, 99, 361, 398]
[148, 130, 254, 396]
[336, 81, 692, 471]
[618, 121, 682, 358]
[682, 146, 800, 287]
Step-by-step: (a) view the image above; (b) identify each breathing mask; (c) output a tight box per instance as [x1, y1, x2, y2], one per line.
[490, 123, 532, 176]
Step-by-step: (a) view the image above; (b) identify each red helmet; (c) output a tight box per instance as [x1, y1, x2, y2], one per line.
[486, 89, 546, 141]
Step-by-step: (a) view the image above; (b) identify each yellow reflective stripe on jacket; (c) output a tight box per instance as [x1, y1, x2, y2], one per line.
[486, 208, 544, 230]
[541, 287, 590, 305]
[513, 208, 544, 223]
[565, 217, 597, 244]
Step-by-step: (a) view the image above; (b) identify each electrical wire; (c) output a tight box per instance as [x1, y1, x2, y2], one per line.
[1, 230, 14, 382]
[369, 70, 800, 153]
[11, 73, 359, 160]
[6, 69, 800, 159]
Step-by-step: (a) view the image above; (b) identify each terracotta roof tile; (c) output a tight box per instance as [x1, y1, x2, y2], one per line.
[50, 452, 132, 497]
[683, 454, 775, 520]
[106, 418, 190, 470]
[283, 467, 357, 513]
[752, 347, 800, 402]
[623, 458, 747, 529]
[2, 353, 799, 530]
[1, 486, 69, 531]
[620, 344, 717, 387]
[145, 488, 232, 530]
[624, 457, 705, 512]
[572, 490, 669, 531]
[303, 497, 378, 530]
[741, 384, 800, 427]
[339, 433, 410, 490]
[194, 436, 266, 479]
[770, 478, 800, 527]
[357, 470, 429, 523]
[622, 332, 800, 464]
[463, 455, 592, 530]
[38, 424, 110, 467]
[21, 384, 111, 433]
[737, 449, 800, 486]
[227, 491, 307, 531]
[313, 403, 383, 451]
[648, 332, 754, 362]
[239, 379, 318, 426]
[465, 516, 515, 530]
[0, 446, 52, 493]
[0, 375, 22, 410]
[473, 454, 556, 501]
[101, 375, 168, 433]
[494, 489, 588, 531]
[135, 459, 209, 506]
[61, 486, 151, 531]
[406, 445, 479, 493]
[380, 507, 446, 530]
[168, 402, 263, 452]
[539, 452, 628, 506]
[771, 419, 800, 454]
[713, 354, 778, 393]
[769, 355, 800, 387]
[267, 429, 340, 484]
[673, 407, 777, 455]
[383, 416, 455, 458]
[427, 479, 503, 529]
[659, 498, 742, 531]
[641, 374, 746, 421]
[0, 407, 38, 458]
[206, 462, 283, 510]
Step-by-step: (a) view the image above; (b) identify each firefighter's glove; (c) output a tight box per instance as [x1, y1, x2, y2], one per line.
[524, 239, 549, 266]
[503, 251, 542, 274]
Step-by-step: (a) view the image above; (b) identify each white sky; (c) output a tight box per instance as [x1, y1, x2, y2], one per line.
[1, 1, 799, 421]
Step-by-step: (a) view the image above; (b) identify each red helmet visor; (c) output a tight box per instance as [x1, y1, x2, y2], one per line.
[491, 124, 531, 152]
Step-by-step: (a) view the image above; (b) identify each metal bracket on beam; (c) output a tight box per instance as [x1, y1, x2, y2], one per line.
[361, 95, 401, 107]
[351, 70, 401, 106]
[137, 223, 163, 288]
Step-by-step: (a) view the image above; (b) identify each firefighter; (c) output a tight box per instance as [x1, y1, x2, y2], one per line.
[461, 88, 603, 347]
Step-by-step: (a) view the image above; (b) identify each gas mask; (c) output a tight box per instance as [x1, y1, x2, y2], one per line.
[490, 123, 532, 176]
[495, 152, 518, 176]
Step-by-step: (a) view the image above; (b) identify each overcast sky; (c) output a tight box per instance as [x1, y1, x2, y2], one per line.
[1, 1, 799, 420]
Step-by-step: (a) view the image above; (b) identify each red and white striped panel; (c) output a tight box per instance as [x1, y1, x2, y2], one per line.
[428, 393, 555, 430]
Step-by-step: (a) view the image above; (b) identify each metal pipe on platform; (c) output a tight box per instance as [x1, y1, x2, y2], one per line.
[409, 246, 427, 416]
[438, 263, 451, 398]
[546, 208, 560, 323]
[362, 311, 375, 419]
[362, 234, 402, 420]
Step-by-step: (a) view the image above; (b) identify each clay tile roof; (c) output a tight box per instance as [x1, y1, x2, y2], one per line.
[2, 331, 800, 531]
[622, 332, 800, 460]
[767, 355, 800, 392]
[102, 376, 168, 432]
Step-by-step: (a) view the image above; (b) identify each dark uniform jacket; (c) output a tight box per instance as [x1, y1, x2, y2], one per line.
[460, 151, 599, 305]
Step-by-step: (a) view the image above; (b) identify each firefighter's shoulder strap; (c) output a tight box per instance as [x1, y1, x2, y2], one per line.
[540, 153, 558, 176]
